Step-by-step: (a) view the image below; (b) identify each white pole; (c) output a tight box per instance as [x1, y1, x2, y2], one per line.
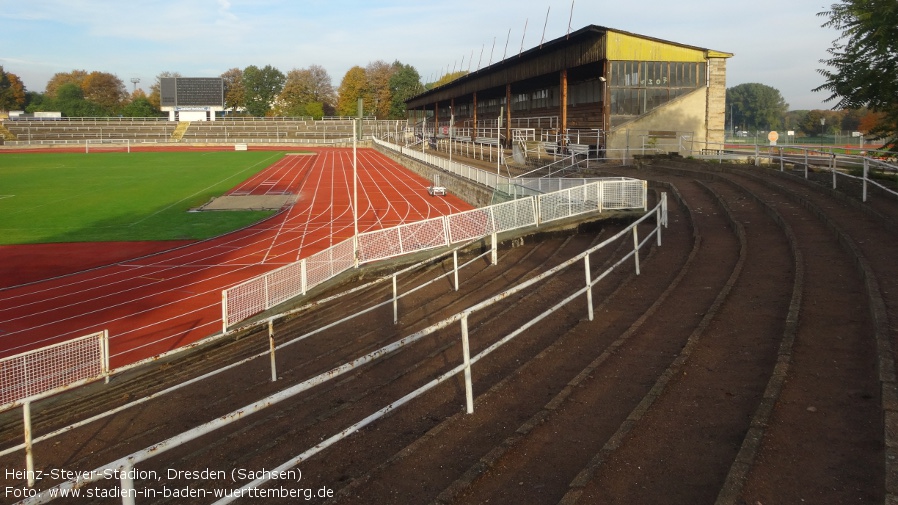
[268, 321, 277, 382]
[461, 314, 474, 414]
[584, 255, 594, 321]
[353, 119, 359, 267]
[24, 401, 34, 487]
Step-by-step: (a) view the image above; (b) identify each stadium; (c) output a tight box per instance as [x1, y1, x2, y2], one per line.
[1, 24, 898, 505]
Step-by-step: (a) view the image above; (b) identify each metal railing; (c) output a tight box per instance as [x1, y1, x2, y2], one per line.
[680, 139, 898, 202]
[222, 175, 646, 330]
[18, 193, 666, 505]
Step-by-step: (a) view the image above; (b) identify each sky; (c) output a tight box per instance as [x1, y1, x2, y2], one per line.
[0, 0, 842, 111]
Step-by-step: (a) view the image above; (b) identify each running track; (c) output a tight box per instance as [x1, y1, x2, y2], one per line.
[0, 148, 473, 367]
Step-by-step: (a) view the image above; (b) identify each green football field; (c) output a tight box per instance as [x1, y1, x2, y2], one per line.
[0, 150, 286, 245]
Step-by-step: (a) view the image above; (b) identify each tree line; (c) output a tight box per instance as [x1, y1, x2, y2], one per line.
[726, 82, 880, 138]
[0, 60, 431, 120]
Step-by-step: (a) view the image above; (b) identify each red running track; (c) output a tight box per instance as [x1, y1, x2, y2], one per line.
[0, 148, 473, 368]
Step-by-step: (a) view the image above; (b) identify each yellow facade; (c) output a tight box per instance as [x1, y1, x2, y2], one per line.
[606, 31, 709, 62]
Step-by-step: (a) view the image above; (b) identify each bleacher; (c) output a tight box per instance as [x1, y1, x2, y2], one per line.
[1, 118, 177, 146]
[178, 118, 357, 144]
[0, 117, 411, 147]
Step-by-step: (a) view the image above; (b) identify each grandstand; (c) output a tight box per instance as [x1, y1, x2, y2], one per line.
[0, 117, 403, 147]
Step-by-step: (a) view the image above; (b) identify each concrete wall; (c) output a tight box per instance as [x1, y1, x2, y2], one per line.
[606, 88, 708, 156]
[705, 57, 729, 148]
[371, 143, 494, 208]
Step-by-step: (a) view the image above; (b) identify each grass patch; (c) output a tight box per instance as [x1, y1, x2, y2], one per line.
[0, 151, 286, 244]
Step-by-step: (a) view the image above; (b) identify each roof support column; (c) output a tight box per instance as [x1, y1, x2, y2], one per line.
[505, 84, 512, 148]
[472, 92, 478, 141]
[602, 60, 610, 147]
[560, 68, 569, 150]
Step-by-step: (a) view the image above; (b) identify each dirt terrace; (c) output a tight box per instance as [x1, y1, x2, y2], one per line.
[1, 160, 895, 505]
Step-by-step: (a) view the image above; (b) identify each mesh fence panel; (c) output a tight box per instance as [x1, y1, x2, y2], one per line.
[358, 217, 448, 263]
[266, 261, 306, 308]
[603, 180, 645, 209]
[357, 227, 402, 263]
[225, 277, 267, 327]
[0, 332, 105, 406]
[399, 217, 448, 254]
[305, 238, 355, 291]
[491, 197, 538, 233]
[447, 207, 493, 244]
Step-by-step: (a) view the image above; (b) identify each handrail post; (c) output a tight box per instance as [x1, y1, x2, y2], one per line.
[453, 249, 459, 291]
[120, 464, 136, 505]
[863, 158, 868, 202]
[392, 274, 399, 324]
[832, 154, 837, 189]
[661, 192, 667, 228]
[632, 226, 641, 275]
[461, 314, 474, 414]
[584, 254, 594, 321]
[24, 401, 35, 487]
[268, 320, 277, 382]
[221, 290, 229, 334]
[102, 329, 111, 384]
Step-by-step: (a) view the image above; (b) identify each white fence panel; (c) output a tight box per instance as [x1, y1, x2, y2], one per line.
[305, 238, 355, 292]
[447, 207, 494, 244]
[492, 197, 538, 233]
[0, 331, 108, 408]
[358, 217, 448, 263]
[223, 278, 267, 329]
[603, 179, 646, 209]
[266, 261, 306, 308]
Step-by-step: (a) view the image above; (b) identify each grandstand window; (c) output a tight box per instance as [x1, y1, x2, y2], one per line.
[569, 79, 601, 106]
[609, 60, 706, 122]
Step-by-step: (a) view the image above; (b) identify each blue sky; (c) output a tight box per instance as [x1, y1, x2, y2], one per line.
[1, 0, 841, 110]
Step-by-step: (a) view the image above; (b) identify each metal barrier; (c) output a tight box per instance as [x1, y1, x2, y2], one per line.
[0, 331, 110, 487]
[221, 176, 645, 330]
[681, 140, 898, 202]
[20, 195, 666, 505]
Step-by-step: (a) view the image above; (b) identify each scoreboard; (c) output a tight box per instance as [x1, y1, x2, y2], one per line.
[160, 78, 224, 107]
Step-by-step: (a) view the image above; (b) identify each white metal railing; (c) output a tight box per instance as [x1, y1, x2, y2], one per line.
[0, 331, 109, 409]
[681, 139, 898, 202]
[221, 175, 645, 330]
[20, 195, 666, 505]
[0, 331, 110, 487]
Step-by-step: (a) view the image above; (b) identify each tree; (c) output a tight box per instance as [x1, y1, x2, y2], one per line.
[726, 83, 789, 131]
[35, 83, 107, 117]
[798, 110, 831, 136]
[221, 68, 245, 113]
[336, 66, 367, 117]
[816, 1, 898, 149]
[275, 65, 335, 118]
[45, 70, 89, 98]
[242, 65, 285, 117]
[388, 61, 422, 119]
[121, 96, 159, 117]
[82, 71, 127, 112]
[430, 71, 468, 89]
[0, 66, 26, 111]
[365, 60, 394, 119]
